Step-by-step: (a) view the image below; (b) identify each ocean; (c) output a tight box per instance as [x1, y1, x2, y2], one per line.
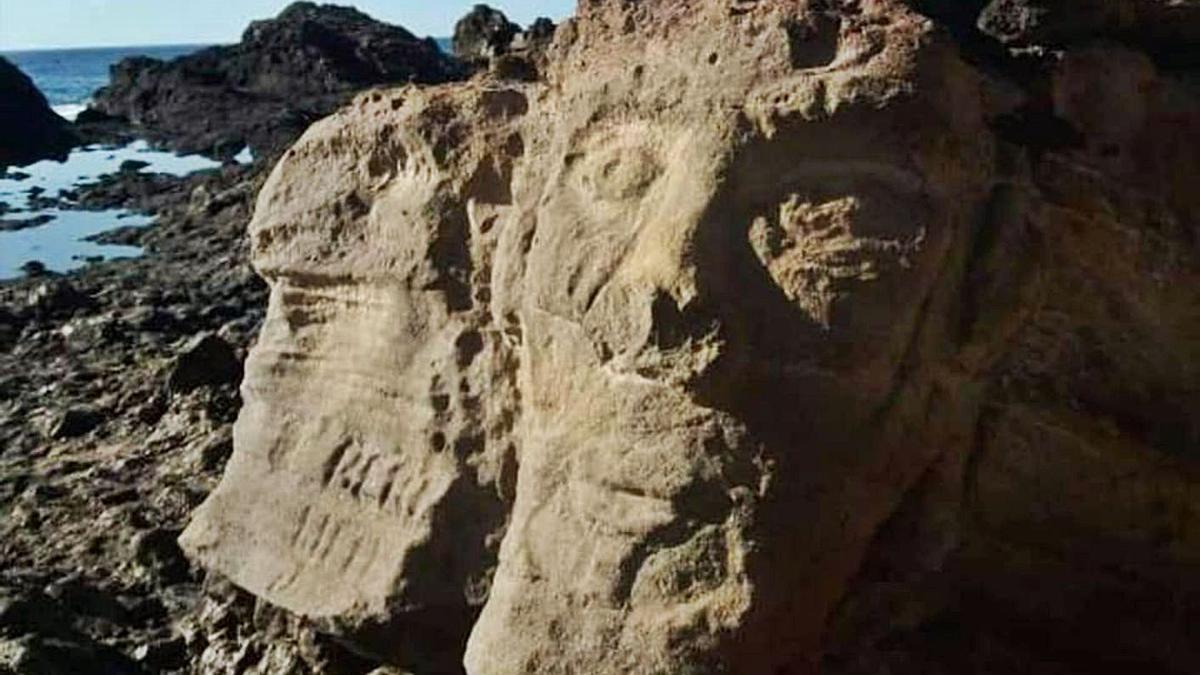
[0, 40, 453, 279]
[2, 44, 210, 121]
[2, 39, 453, 120]
[0, 45, 219, 279]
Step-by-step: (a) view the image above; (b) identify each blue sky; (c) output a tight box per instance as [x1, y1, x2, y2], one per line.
[0, 1, 577, 51]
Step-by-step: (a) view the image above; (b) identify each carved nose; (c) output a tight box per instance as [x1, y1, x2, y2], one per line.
[582, 173, 730, 378]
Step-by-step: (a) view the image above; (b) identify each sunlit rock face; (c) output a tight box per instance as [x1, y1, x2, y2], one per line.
[182, 1, 1200, 673]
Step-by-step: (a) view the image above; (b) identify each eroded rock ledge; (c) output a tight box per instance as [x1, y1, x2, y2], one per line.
[183, 1, 1200, 673]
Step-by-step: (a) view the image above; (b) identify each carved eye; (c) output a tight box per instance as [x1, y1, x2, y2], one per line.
[579, 146, 663, 203]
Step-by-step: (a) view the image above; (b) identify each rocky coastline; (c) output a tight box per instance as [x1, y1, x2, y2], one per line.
[1, 1, 1199, 674]
[0, 4, 557, 673]
[0, 57, 76, 168]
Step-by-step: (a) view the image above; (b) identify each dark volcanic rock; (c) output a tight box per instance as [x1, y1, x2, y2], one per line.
[26, 280, 96, 318]
[131, 528, 190, 585]
[47, 408, 104, 440]
[88, 2, 466, 159]
[19, 261, 48, 278]
[0, 633, 141, 675]
[0, 214, 55, 232]
[524, 17, 558, 46]
[0, 57, 77, 168]
[453, 4, 522, 63]
[168, 333, 242, 393]
[117, 159, 149, 173]
[453, 6, 557, 81]
[977, 0, 1200, 65]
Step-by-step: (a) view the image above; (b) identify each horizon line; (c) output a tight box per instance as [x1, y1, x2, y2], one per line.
[1, 35, 452, 54]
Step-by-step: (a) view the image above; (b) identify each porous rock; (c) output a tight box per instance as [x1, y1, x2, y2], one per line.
[183, 1, 1200, 674]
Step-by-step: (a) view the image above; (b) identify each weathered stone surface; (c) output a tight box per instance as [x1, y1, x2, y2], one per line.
[0, 57, 76, 169]
[183, 0, 1200, 674]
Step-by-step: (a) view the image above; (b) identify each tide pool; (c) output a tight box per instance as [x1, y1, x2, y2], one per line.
[1, 141, 237, 280]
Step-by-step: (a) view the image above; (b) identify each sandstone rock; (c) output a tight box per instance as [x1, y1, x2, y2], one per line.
[89, 2, 465, 159]
[183, 0, 1200, 673]
[0, 57, 77, 168]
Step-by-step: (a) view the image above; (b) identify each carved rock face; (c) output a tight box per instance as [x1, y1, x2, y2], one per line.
[182, 1, 989, 671]
[182, 1, 1200, 673]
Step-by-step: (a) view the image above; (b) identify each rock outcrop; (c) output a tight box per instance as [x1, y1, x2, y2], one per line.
[977, 0, 1200, 63]
[453, 4, 522, 63]
[0, 57, 77, 168]
[88, 2, 464, 159]
[183, 1, 1200, 674]
[453, 5, 557, 80]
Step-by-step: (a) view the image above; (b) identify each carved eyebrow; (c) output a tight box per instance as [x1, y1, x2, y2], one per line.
[733, 159, 925, 201]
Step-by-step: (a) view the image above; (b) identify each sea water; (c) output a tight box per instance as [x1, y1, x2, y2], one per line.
[0, 41, 453, 280]
[0, 45, 224, 280]
[0, 141, 228, 279]
[3, 44, 206, 120]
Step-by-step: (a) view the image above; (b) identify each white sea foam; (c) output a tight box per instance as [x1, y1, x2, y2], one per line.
[52, 103, 88, 122]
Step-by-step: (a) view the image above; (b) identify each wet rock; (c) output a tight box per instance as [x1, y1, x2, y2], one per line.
[167, 333, 242, 393]
[117, 159, 150, 173]
[84, 224, 145, 247]
[0, 214, 55, 232]
[20, 261, 48, 278]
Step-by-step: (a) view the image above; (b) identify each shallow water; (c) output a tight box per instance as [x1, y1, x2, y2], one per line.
[0, 141, 231, 280]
